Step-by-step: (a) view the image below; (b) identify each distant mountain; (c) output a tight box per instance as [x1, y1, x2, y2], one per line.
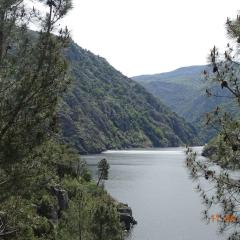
[133, 65, 239, 142]
[58, 43, 199, 154]
[133, 66, 207, 123]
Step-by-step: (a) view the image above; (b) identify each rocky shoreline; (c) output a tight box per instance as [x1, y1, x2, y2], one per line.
[116, 203, 137, 231]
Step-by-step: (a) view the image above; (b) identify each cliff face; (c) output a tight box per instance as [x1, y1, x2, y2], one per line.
[58, 42, 199, 154]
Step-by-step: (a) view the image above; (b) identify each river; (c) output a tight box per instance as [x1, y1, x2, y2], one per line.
[82, 147, 226, 240]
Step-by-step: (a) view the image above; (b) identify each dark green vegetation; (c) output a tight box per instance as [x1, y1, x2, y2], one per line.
[59, 42, 199, 154]
[97, 158, 109, 186]
[0, 1, 123, 240]
[133, 65, 208, 123]
[133, 65, 240, 142]
[186, 14, 240, 240]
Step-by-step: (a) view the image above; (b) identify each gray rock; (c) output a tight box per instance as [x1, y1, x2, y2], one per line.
[51, 186, 69, 210]
[117, 204, 137, 231]
[118, 207, 132, 216]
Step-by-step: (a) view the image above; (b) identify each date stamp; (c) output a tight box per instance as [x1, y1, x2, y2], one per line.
[211, 213, 240, 223]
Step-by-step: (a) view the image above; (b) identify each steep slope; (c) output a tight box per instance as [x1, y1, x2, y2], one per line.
[58, 42, 199, 154]
[133, 65, 239, 141]
[133, 66, 207, 123]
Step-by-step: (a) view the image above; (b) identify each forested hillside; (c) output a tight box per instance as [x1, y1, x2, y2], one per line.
[133, 65, 239, 141]
[58, 43, 199, 154]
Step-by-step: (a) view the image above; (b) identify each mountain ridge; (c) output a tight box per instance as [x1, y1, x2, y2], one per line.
[58, 41, 199, 154]
[133, 65, 239, 142]
[132, 65, 207, 81]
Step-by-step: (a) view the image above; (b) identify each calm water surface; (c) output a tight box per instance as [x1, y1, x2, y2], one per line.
[82, 147, 226, 240]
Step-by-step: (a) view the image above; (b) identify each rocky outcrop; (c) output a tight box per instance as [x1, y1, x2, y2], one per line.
[117, 204, 137, 231]
[51, 186, 69, 211]
[37, 186, 69, 222]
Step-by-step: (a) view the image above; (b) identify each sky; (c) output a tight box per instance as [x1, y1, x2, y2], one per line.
[62, 0, 240, 77]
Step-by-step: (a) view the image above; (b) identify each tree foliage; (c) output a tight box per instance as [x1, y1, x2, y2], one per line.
[57, 181, 123, 240]
[0, 0, 71, 162]
[186, 13, 240, 240]
[97, 158, 109, 186]
[0, 0, 73, 238]
[0, 1, 123, 240]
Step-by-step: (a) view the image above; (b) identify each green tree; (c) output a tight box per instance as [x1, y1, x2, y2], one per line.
[97, 158, 110, 186]
[57, 175, 123, 240]
[57, 184, 90, 240]
[91, 197, 122, 240]
[0, 2, 125, 240]
[186, 13, 240, 240]
[0, 0, 72, 166]
[0, 0, 72, 239]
